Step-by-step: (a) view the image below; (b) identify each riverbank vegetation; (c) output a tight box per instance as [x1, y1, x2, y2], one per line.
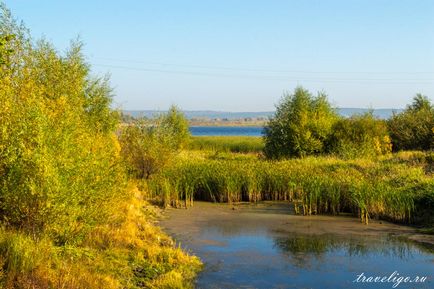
[0, 5, 200, 288]
[1, 3, 433, 287]
[144, 88, 433, 227]
[148, 150, 433, 225]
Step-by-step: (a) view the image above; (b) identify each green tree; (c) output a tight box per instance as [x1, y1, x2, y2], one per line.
[263, 87, 338, 158]
[161, 105, 191, 150]
[388, 94, 434, 151]
[409, 93, 432, 111]
[326, 112, 392, 158]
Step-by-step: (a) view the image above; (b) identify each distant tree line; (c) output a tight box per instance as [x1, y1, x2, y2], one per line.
[264, 87, 433, 159]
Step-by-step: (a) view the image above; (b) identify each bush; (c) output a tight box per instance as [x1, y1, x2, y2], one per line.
[326, 112, 392, 158]
[263, 87, 338, 159]
[119, 106, 191, 179]
[119, 120, 175, 179]
[388, 94, 434, 151]
[161, 105, 191, 150]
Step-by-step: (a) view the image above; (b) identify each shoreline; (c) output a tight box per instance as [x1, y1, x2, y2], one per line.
[161, 201, 434, 248]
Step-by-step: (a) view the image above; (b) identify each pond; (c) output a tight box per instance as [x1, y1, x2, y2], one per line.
[160, 202, 433, 289]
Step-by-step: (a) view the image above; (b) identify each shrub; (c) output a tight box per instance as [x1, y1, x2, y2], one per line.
[160, 105, 191, 150]
[119, 120, 175, 179]
[388, 94, 434, 151]
[263, 87, 338, 159]
[326, 112, 392, 158]
[119, 106, 191, 179]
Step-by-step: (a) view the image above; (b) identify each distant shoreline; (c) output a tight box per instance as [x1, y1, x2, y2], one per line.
[122, 108, 403, 121]
[189, 121, 266, 127]
[122, 108, 405, 127]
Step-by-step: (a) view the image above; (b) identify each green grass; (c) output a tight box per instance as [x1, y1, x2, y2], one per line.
[147, 151, 434, 226]
[188, 136, 264, 153]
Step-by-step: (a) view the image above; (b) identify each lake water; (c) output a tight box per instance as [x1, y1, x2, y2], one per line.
[161, 202, 433, 289]
[189, 126, 263, 136]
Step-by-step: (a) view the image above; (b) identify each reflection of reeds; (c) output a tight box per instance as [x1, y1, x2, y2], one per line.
[272, 234, 420, 268]
[147, 152, 433, 225]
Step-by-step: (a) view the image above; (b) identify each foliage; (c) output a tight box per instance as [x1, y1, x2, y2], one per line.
[0, 6, 126, 243]
[119, 106, 191, 179]
[0, 5, 200, 288]
[263, 87, 338, 159]
[119, 120, 175, 179]
[388, 94, 434, 151]
[161, 105, 191, 150]
[326, 112, 392, 158]
[0, 34, 14, 65]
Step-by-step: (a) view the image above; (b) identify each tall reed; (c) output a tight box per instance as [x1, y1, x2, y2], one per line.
[147, 152, 434, 225]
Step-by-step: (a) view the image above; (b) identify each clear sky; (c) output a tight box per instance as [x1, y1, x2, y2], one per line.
[3, 0, 434, 111]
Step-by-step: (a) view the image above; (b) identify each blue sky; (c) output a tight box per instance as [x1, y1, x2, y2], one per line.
[3, 0, 434, 111]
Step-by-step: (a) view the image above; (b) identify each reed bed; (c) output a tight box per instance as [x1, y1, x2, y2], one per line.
[148, 151, 434, 225]
[188, 136, 264, 153]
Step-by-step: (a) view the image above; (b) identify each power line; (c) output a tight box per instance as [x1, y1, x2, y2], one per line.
[90, 56, 434, 75]
[93, 63, 434, 84]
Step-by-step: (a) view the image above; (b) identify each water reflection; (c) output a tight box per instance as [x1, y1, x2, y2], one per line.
[163, 204, 433, 289]
[272, 234, 419, 268]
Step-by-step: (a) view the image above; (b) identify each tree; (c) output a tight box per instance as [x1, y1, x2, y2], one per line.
[409, 93, 432, 111]
[160, 105, 191, 150]
[326, 112, 392, 158]
[263, 87, 338, 158]
[0, 6, 125, 243]
[119, 106, 190, 179]
[388, 94, 434, 151]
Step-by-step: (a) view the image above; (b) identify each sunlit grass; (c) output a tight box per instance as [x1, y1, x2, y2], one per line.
[0, 184, 201, 289]
[188, 136, 264, 153]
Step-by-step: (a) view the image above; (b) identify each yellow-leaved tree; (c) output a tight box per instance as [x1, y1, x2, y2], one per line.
[0, 4, 125, 245]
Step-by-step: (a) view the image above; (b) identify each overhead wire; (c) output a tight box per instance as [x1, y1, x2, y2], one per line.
[92, 63, 434, 84]
[91, 56, 434, 75]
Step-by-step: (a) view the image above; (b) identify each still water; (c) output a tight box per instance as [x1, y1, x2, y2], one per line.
[161, 202, 433, 289]
[189, 126, 263, 136]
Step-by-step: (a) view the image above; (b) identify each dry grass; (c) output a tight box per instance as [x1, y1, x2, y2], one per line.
[0, 183, 202, 289]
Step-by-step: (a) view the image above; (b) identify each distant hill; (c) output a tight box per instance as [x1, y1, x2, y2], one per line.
[123, 108, 403, 120]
